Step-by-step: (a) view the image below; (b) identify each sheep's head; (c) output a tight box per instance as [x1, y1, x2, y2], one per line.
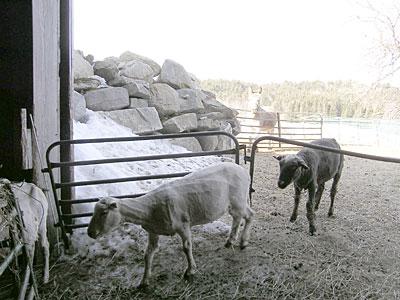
[273, 155, 309, 189]
[87, 197, 121, 239]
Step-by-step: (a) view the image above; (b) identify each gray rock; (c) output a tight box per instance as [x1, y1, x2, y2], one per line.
[129, 98, 149, 109]
[85, 54, 94, 65]
[167, 137, 203, 152]
[196, 117, 221, 131]
[158, 59, 194, 89]
[197, 112, 226, 120]
[98, 107, 162, 134]
[103, 56, 120, 65]
[72, 91, 88, 122]
[119, 60, 154, 83]
[196, 135, 219, 151]
[119, 51, 161, 76]
[201, 98, 238, 119]
[149, 83, 180, 117]
[85, 87, 129, 111]
[73, 50, 94, 80]
[161, 113, 198, 133]
[188, 73, 202, 90]
[224, 118, 241, 136]
[216, 121, 234, 150]
[177, 88, 205, 113]
[93, 60, 119, 82]
[74, 77, 101, 92]
[123, 80, 151, 99]
[108, 75, 135, 87]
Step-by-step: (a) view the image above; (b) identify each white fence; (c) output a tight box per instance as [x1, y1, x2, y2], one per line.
[323, 117, 400, 147]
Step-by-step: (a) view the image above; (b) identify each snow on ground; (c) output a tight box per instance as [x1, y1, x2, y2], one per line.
[68, 110, 230, 257]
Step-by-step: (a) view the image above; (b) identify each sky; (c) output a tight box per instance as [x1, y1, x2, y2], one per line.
[73, 0, 398, 86]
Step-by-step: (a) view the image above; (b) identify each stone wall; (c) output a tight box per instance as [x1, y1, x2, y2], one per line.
[72, 50, 241, 151]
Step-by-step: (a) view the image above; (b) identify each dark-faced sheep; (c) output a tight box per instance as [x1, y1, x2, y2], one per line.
[87, 162, 254, 287]
[274, 138, 344, 235]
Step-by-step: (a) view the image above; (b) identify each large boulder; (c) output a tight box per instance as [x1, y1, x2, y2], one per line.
[123, 80, 151, 99]
[188, 73, 202, 90]
[196, 135, 219, 151]
[167, 137, 203, 152]
[73, 50, 94, 80]
[108, 75, 135, 87]
[74, 77, 101, 92]
[84, 87, 129, 111]
[72, 91, 88, 122]
[119, 51, 161, 76]
[119, 60, 154, 83]
[149, 83, 180, 117]
[200, 97, 238, 119]
[129, 98, 149, 109]
[98, 107, 162, 134]
[195, 121, 234, 151]
[177, 88, 205, 113]
[158, 59, 195, 89]
[161, 113, 198, 133]
[196, 117, 221, 131]
[216, 121, 234, 150]
[93, 60, 119, 82]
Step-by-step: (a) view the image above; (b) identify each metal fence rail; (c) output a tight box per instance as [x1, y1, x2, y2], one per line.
[43, 131, 243, 248]
[236, 110, 323, 150]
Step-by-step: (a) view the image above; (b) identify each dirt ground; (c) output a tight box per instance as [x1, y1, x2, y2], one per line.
[37, 152, 400, 300]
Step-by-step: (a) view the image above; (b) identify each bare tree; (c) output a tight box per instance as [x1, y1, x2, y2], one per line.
[360, 1, 400, 83]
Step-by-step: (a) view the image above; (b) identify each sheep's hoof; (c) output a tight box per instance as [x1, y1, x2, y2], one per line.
[137, 283, 149, 291]
[184, 271, 194, 283]
[224, 241, 232, 248]
[327, 211, 334, 217]
[309, 226, 316, 236]
[240, 242, 248, 250]
[290, 216, 297, 222]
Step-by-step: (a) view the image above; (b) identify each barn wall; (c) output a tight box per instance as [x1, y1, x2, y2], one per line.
[32, 0, 61, 243]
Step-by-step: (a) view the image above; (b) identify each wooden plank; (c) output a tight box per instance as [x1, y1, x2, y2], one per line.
[20, 109, 32, 170]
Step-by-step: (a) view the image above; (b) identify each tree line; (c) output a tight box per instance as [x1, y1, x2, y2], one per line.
[200, 79, 400, 119]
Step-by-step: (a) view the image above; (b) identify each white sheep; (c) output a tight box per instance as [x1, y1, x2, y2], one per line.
[87, 162, 254, 287]
[2, 179, 50, 284]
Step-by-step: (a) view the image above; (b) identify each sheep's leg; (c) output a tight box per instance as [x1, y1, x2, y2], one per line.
[314, 183, 325, 210]
[329, 173, 341, 217]
[225, 215, 242, 248]
[177, 223, 196, 282]
[39, 230, 50, 284]
[306, 185, 317, 235]
[140, 232, 159, 287]
[290, 186, 301, 222]
[239, 207, 254, 249]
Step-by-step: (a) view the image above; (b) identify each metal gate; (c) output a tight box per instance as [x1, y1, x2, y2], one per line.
[247, 135, 400, 204]
[43, 131, 243, 248]
[236, 111, 323, 150]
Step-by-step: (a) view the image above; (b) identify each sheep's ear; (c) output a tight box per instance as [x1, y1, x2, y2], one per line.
[298, 159, 309, 170]
[273, 155, 283, 161]
[109, 201, 118, 210]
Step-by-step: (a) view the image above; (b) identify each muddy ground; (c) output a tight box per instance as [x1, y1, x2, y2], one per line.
[38, 152, 400, 299]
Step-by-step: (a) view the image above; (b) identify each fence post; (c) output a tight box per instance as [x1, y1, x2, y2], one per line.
[277, 112, 282, 148]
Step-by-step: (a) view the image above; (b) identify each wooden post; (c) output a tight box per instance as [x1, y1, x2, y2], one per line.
[277, 112, 282, 148]
[60, 0, 74, 230]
